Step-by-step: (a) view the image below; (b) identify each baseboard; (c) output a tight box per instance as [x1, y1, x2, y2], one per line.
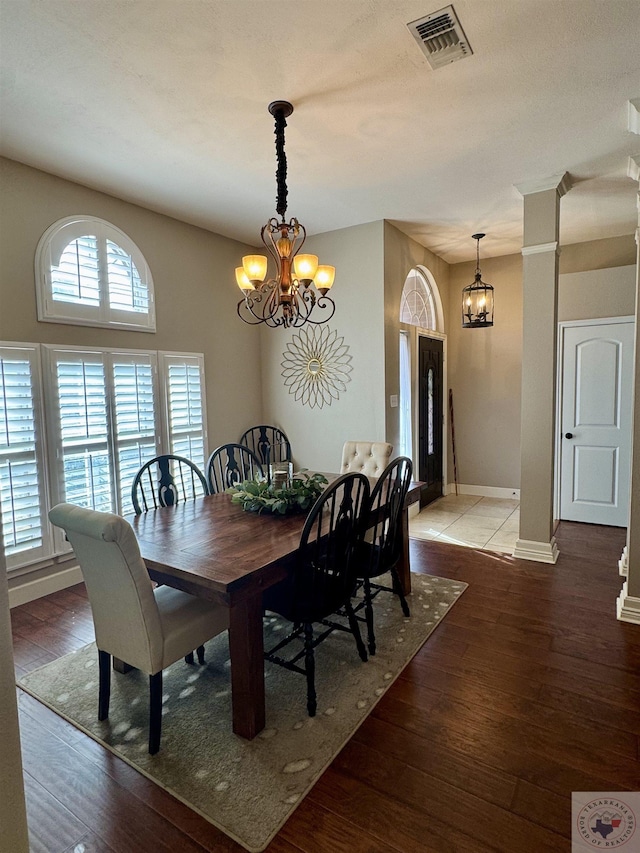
[617, 582, 640, 624]
[446, 483, 520, 500]
[619, 546, 628, 578]
[513, 537, 559, 564]
[8, 564, 83, 609]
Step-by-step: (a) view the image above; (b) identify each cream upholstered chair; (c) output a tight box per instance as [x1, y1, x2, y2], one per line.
[48, 503, 229, 754]
[340, 441, 393, 479]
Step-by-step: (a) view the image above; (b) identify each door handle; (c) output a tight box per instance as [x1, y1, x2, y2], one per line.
[565, 432, 574, 439]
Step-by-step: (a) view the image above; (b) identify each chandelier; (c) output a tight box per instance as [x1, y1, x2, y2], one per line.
[236, 101, 336, 329]
[462, 233, 494, 328]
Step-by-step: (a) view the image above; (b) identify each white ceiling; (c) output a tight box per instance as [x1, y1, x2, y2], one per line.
[1, 0, 639, 263]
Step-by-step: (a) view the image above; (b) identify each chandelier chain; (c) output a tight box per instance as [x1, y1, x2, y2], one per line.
[274, 108, 288, 220]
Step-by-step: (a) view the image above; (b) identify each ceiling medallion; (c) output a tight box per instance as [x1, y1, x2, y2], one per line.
[236, 101, 336, 329]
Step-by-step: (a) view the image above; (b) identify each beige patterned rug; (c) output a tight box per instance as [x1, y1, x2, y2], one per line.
[18, 573, 466, 852]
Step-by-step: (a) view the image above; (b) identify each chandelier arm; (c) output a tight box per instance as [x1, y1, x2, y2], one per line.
[273, 108, 288, 220]
[293, 294, 336, 327]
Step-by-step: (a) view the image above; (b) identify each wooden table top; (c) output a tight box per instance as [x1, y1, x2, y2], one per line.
[128, 474, 423, 604]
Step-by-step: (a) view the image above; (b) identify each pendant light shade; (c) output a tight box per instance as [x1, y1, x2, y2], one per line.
[462, 233, 494, 328]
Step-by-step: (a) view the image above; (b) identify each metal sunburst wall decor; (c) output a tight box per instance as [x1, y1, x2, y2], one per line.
[281, 326, 352, 409]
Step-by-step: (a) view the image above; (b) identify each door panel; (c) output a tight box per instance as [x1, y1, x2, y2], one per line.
[560, 321, 633, 526]
[418, 336, 443, 507]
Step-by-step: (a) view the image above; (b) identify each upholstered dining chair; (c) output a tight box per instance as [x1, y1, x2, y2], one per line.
[239, 424, 292, 468]
[355, 456, 413, 656]
[340, 440, 393, 478]
[206, 443, 264, 493]
[48, 503, 229, 754]
[131, 454, 209, 514]
[262, 472, 371, 716]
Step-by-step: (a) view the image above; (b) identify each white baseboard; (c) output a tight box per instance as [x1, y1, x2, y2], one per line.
[617, 581, 640, 624]
[513, 537, 559, 564]
[446, 483, 520, 500]
[8, 564, 83, 609]
[619, 546, 629, 578]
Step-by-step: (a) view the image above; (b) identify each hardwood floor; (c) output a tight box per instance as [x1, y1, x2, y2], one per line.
[11, 521, 639, 852]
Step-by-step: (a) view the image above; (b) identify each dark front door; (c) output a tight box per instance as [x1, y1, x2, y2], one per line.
[418, 336, 443, 507]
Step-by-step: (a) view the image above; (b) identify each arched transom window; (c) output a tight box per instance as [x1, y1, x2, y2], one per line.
[399, 268, 437, 330]
[35, 215, 155, 331]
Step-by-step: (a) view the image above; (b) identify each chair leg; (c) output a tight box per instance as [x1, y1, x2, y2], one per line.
[391, 568, 411, 617]
[149, 672, 163, 755]
[362, 577, 376, 656]
[344, 599, 368, 663]
[185, 652, 195, 665]
[98, 649, 111, 721]
[196, 644, 205, 665]
[303, 623, 317, 717]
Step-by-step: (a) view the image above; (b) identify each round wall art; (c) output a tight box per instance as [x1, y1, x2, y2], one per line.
[281, 326, 353, 409]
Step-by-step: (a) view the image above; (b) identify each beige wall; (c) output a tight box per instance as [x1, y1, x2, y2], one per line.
[445, 237, 636, 491]
[260, 221, 386, 472]
[558, 264, 636, 322]
[448, 253, 523, 490]
[0, 157, 263, 451]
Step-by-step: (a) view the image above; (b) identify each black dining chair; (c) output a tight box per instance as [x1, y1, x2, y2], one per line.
[239, 424, 292, 468]
[131, 454, 209, 515]
[355, 456, 413, 656]
[206, 443, 264, 493]
[263, 472, 371, 716]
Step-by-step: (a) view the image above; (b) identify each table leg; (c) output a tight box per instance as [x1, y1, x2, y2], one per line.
[228, 593, 265, 739]
[397, 509, 412, 596]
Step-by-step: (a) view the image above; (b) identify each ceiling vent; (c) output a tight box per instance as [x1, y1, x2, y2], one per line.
[407, 5, 473, 69]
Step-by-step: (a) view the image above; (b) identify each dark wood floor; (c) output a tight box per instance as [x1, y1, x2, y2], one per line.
[11, 521, 639, 852]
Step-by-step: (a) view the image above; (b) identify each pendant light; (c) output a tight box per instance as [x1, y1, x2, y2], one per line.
[462, 233, 494, 328]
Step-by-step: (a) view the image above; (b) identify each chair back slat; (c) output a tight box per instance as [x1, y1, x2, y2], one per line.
[366, 456, 413, 576]
[131, 455, 209, 514]
[292, 472, 370, 622]
[206, 443, 264, 494]
[239, 424, 292, 467]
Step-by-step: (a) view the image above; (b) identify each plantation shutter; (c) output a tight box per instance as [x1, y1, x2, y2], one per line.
[106, 239, 149, 315]
[160, 354, 206, 469]
[51, 234, 100, 306]
[0, 347, 50, 568]
[52, 351, 113, 513]
[111, 354, 160, 512]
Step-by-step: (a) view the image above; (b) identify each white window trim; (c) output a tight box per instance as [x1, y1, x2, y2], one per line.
[35, 215, 156, 332]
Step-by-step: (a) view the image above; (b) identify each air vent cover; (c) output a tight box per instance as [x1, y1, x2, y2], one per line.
[407, 5, 473, 69]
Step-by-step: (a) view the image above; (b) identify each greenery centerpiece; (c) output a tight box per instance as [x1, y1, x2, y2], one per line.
[226, 470, 328, 515]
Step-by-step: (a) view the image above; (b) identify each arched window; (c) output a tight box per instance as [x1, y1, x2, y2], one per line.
[36, 216, 156, 331]
[399, 268, 437, 330]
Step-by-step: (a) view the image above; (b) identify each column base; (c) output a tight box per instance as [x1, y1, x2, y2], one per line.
[513, 537, 559, 564]
[616, 581, 640, 624]
[619, 545, 628, 578]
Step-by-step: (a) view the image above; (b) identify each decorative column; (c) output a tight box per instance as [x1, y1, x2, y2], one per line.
[617, 151, 640, 624]
[513, 173, 571, 563]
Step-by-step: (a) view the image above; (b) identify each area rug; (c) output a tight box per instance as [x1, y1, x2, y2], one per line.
[18, 573, 466, 852]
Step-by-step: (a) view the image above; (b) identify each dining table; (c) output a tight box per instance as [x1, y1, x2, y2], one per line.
[128, 474, 423, 740]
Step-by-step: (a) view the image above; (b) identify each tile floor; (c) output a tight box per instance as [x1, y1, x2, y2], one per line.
[409, 493, 520, 553]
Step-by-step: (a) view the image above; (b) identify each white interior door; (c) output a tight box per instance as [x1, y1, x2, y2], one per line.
[559, 319, 634, 526]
